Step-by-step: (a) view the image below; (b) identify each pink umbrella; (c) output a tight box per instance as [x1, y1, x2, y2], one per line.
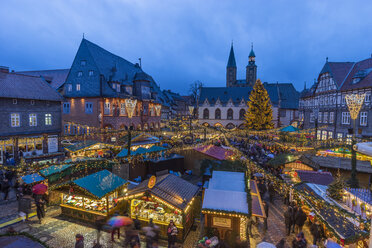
[107, 216, 133, 228]
[32, 183, 48, 195]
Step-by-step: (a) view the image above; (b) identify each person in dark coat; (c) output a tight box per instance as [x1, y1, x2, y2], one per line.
[310, 221, 323, 246]
[284, 207, 292, 236]
[292, 232, 307, 248]
[290, 202, 297, 233]
[268, 182, 275, 202]
[263, 201, 269, 231]
[111, 212, 121, 241]
[134, 215, 141, 230]
[276, 238, 285, 248]
[295, 207, 307, 233]
[2, 179, 10, 200]
[35, 195, 45, 224]
[95, 216, 105, 245]
[75, 234, 84, 248]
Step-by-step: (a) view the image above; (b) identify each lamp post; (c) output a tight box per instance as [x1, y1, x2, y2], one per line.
[313, 108, 319, 145]
[345, 93, 365, 188]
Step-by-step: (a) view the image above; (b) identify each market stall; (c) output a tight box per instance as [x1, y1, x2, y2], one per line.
[64, 140, 120, 158]
[55, 169, 128, 222]
[125, 174, 200, 240]
[343, 188, 372, 219]
[202, 171, 265, 243]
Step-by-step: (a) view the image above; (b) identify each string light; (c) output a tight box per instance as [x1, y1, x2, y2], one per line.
[345, 93, 366, 120]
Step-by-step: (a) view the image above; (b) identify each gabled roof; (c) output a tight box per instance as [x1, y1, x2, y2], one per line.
[72, 170, 127, 199]
[0, 72, 63, 101]
[300, 83, 316, 98]
[21, 173, 45, 185]
[194, 145, 234, 160]
[227, 44, 236, 68]
[16, 69, 69, 89]
[127, 174, 199, 210]
[319, 62, 354, 88]
[296, 170, 334, 186]
[39, 164, 74, 177]
[341, 58, 372, 91]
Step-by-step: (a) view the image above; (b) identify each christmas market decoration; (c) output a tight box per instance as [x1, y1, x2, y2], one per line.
[148, 176, 156, 189]
[125, 99, 137, 118]
[64, 140, 120, 158]
[155, 104, 162, 116]
[326, 170, 345, 201]
[55, 170, 128, 222]
[125, 174, 199, 240]
[244, 79, 274, 130]
[193, 145, 234, 161]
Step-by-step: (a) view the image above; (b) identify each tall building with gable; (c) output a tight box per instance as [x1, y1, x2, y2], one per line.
[299, 56, 372, 140]
[60, 38, 165, 134]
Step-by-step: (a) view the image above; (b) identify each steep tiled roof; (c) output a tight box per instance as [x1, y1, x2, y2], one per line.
[16, 69, 69, 89]
[199, 83, 299, 109]
[296, 170, 334, 186]
[319, 62, 354, 88]
[300, 83, 316, 98]
[127, 174, 199, 210]
[0, 72, 63, 101]
[341, 58, 372, 91]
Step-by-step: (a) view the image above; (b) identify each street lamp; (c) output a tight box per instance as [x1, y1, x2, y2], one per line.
[345, 93, 365, 188]
[313, 108, 319, 143]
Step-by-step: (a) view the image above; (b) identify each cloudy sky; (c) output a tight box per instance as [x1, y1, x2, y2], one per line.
[1, 0, 371, 93]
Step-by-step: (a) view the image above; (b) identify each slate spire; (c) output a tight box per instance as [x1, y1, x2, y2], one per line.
[249, 43, 256, 58]
[227, 43, 237, 68]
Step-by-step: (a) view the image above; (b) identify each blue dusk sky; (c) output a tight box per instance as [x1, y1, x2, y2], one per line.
[1, 0, 371, 93]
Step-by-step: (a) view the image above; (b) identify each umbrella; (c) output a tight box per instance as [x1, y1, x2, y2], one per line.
[107, 216, 133, 228]
[267, 154, 275, 158]
[256, 242, 276, 248]
[253, 173, 263, 177]
[325, 240, 342, 248]
[32, 183, 48, 195]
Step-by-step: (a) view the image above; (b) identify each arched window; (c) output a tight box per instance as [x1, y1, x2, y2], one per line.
[239, 109, 246, 120]
[227, 108, 233, 120]
[215, 109, 221, 119]
[203, 109, 209, 119]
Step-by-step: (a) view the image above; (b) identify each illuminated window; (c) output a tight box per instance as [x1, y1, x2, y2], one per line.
[29, 114, 37, 126]
[76, 84, 81, 91]
[104, 102, 111, 115]
[120, 103, 126, 115]
[45, 114, 52, 125]
[11, 113, 20, 127]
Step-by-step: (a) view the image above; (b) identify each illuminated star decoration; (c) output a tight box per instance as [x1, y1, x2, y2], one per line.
[125, 99, 137, 118]
[345, 93, 366, 120]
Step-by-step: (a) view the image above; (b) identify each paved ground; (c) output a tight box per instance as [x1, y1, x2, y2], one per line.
[0, 235, 45, 248]
[0, 206, 200, 248]
[250, 192, 314, 248]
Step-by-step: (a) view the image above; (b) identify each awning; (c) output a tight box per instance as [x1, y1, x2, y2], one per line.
[21, 173, 45, 184]
[117, 145, 167, 158]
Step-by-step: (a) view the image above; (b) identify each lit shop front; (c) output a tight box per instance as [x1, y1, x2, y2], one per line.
[126, 175, 199, 240]
[56, 170, 127, 222]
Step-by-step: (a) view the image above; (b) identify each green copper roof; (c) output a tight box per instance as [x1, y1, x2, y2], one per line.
[249, 47, 256, 58]
[227, 44, 236, 68]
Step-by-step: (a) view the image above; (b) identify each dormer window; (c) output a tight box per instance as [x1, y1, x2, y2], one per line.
[77, 71, 83, 77]
[89, 70, 94, 76]
[81, 60, 86, 66]
[67, 84, 72, 92]
[76, 84, 81, 91]
[353, 78, 361, 84]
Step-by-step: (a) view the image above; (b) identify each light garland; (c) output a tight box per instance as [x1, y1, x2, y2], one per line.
[125, 99, 137, 118]
[155, 105, 162, 116]
[345, 93, 366, 120]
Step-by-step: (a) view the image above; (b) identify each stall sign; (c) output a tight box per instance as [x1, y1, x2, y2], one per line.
[212, 217, 231, 228]
[48, 136, 58, 153]
[148, 176, 156, 189]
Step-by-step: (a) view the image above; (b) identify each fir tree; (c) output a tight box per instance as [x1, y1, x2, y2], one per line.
[245, 79, 274, 130]
[327, 170, 345, 201]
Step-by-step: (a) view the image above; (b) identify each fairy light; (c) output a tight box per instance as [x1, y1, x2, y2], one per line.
[125, 99, 137, 118]
[345, 93, 366, 120]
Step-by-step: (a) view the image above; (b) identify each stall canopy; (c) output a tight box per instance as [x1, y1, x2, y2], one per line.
[72, 170, 127, 199]
[39, 163, 74, 177]
[131, 133, 160, 146]
[295, 170, 334, 186]
[279, 125, 300, 132]
[21, 173, 45, 185]
[127, 174, 199, 210]
[65, 140, 118, 153]
[117, 145, 167, 158]
[202, 171, 265, 217]
[355, 142, 372, 157]
[194, 145, 234, 161]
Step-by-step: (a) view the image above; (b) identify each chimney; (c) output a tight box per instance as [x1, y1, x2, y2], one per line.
[0, 66, 9, 73]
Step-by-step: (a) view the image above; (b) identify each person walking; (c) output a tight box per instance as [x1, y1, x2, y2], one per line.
[75, 234, 84, 248]
[111, 211, 120, 242]
[290, 202, 297, 233]
[134, 215, 141, 230]
[268, 182, 275, 202]
[95, 216, 105, 245]
[167, 220, 178, 248]
[284, 207, 292, 236]
[310, 220, 323, 246]
[2, 179, 10, 201]
[263, 201, 269, 231]
[295, 207, 307, 233]
[276, 238, 285, 248]
[35, 195, 45, 224]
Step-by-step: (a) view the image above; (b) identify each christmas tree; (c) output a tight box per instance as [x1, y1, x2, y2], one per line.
[245, 79, 274, 130]
[327, 170, 345, 201]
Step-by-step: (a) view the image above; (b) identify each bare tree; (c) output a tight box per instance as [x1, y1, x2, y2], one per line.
[189, 80, 203, 106]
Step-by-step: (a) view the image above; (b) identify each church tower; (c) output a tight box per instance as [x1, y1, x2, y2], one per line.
[246, 43, 257, 86]
[226, 43, 237, 87]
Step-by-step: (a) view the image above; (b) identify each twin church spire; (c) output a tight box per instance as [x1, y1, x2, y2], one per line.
[226, 42, 257, 87]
